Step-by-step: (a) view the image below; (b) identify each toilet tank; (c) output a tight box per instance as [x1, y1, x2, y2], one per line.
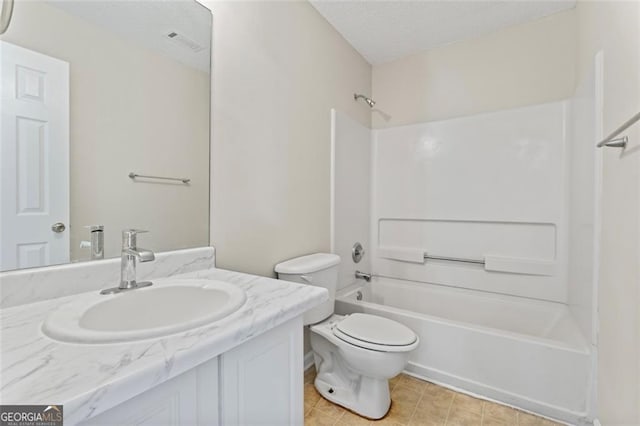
[275, 253, 340, 325]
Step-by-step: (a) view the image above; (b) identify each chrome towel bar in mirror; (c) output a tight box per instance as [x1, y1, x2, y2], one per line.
[128, 172, 191, 184]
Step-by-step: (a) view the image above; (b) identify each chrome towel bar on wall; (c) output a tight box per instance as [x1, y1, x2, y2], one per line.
[596, 111, 640, 149]
[423, 253, 485, 265]
[378, 247, 556, 276]
[128, 172, 190, 184]
[377, 247, 485, 265]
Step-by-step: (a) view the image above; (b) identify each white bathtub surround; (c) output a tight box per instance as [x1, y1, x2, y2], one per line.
[330, 100, 598, 302]
[0, 247, 216, 308]
[336, 278, 591, 425]
[372, 101, 570, 302]
[567, 53, 602, 351]
[0, 265, 327, 424]
[330, 110, 371, 290]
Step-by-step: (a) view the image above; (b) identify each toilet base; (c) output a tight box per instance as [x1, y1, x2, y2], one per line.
[314, 373, 391, 419]
[309, 314, 415, 419]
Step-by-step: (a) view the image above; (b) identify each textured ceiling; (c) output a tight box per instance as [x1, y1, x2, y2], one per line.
[309, 0, 576, 65]
[48, 0, 211, 72]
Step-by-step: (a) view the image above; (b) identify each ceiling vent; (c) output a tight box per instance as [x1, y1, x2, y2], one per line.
[166, 31, 205, 53]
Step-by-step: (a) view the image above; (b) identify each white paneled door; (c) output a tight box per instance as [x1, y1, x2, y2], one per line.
[0, 41, 69, 271]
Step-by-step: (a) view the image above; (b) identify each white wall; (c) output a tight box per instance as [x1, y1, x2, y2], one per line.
[330, 110, 371, 289]
[574, 1, 640, 424]
[1, 1, 211, 261]
[371, 9, 576, 128]
[207, 1, 372, 277]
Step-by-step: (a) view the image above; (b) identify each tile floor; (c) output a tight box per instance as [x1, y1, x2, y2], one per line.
[304, 368, 563, 426]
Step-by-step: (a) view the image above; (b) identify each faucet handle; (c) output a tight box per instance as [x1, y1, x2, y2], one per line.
[123, 228, 148, 234]
[122, 229, 149, 248]
[122, 229, 149, 238]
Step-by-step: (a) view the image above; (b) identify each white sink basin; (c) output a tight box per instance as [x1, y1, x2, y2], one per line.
[42, 279, 247, 344]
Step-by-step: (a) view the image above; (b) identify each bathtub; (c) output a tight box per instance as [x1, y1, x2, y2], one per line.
[335, 277, 592, 425]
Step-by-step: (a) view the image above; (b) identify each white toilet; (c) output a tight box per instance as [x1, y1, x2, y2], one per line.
[275, 253, 418, 419]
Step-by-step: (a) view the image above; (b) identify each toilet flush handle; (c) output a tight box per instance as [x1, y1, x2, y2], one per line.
[300, 275, 313, 284]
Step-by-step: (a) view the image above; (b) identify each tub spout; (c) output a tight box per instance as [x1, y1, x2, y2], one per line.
[355, 270, 371, 282]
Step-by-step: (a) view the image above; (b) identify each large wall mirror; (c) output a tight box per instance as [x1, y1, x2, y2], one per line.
[0, 0, 212, 272]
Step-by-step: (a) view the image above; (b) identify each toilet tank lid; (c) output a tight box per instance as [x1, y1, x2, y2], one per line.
[275, 253, 341, 274]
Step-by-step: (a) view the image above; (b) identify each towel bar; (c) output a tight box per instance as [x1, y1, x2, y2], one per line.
[128, 172, 190, 184]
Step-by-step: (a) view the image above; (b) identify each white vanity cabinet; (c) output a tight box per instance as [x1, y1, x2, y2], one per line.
[80, 359, 219, 426]
[80, 317, 303, 426]
[220, 315, 304, 425]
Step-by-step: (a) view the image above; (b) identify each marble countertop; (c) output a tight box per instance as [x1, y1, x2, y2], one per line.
[0, 267, 327, 424]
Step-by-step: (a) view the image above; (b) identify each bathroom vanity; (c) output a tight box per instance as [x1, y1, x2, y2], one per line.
[81, 318, 302, 426]
[0, 248, 327, 425]
[0, 2, 325, 422]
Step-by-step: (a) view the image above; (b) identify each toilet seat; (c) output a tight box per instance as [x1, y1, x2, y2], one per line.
[332, 313, 418, 352]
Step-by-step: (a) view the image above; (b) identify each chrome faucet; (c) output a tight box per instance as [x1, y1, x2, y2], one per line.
[355, 270, 372, 282]
[85, 225, 104, 260]
[101, 229, 155, 294]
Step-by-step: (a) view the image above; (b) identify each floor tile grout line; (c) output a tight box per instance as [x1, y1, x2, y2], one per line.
[332, 409, 345, 426]
[410, 384, 429, 425]
[442, 394, 454, 426]
[406, 391, 424, 426]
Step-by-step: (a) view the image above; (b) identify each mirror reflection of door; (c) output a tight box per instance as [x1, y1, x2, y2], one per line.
[0, 41, 70, 270]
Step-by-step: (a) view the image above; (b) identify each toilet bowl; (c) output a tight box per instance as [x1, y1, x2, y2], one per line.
[275, 253, 419, 419]
[310, 313, 418, 418]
